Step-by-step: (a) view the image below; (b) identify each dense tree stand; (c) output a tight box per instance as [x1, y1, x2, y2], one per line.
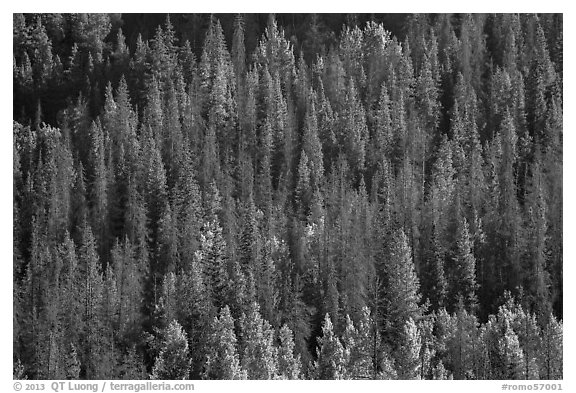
[13, 13, 562, 380]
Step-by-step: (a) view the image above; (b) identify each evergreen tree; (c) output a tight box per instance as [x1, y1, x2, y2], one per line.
[395, 318, 421, 380]
[254, 15, 295, 90]
[151, 320, 191, 380]
[56, 232, 82, 346]
[118, 346, 146, 380]
[450, 214, 478, 312]
[369, 82, 393, 170]
[172, 147, 202, 272]
[239, 302, 278, 379]
[77, 221, 105, 379]
[199, 183, 230, 309]
[509, 305, 542, 379]
[203, 306, 246, 380]
[342, 313, 373, 379]
[381, 229, 422, 347]
[111, 238, 144, 343]
[232, 14, 246, 94]
[447, 302, 482, 379]
[540, 315, 562, 380]
[524, 150, 551, 320]
[316, 314, 346, 380]
[421, 224, 448, 310]
[176, 252, 213, 378]
[156, 200, 179, 276]
[340, 77, 368, 175]
[498, 319, 525, 380]
[277, 324, 302, 379]
[88, 120, 109, 260]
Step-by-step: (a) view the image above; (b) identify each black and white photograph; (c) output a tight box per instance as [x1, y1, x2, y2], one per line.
[11, 9, 564, 385]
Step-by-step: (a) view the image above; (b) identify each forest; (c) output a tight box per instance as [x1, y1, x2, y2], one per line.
[13, 13, 563, 380]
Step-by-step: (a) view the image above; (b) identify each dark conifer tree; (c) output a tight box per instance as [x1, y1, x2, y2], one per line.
[524, 149, 551, 321]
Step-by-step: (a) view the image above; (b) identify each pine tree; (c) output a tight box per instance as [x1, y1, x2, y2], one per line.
[498, 319, 525, 380]
[429, 134, 455, 237]
[316, 313, 346, 379]
[19, 215, 51, 379]
[111, 28, 130, 78]
[540, 315, 562, 380]
[340, 77, 368, 175]
[421, 224, 448, 310]
[56, 232, 82, 346]
[70, 159, 89, 241]
[173, 147, 202, 272]
[509, 305, 542, 380]
[376, 353, 398, 380]
[369, 82, 393, 170]
[232, 14, 246, 93]
[30, 16, 54, 88]
[143, 76, 164, 143]
[44, 129, 74, 242]
[432, 360, 449, 380]
[257, 118, 273, 214]
[417, 317, 436, 380]
[65, 343, 81, 379]
[258, 249, 279, 326]
[199, 17, 237, 166]
[148, 17, 178, 84]
[239, 196, 261, 275]
[176, 251, 213, 378]
[239, 302, 278, 379]
[123, 175, 149, 273]
[111, 237, 144, 343]
[77, 221, 105, 379]
[495, 109, 523, 292]
[447, 302, 482, 379]
[156, 200, 179, 276]
[278, 272, 312, 367]
[198, 183, 230, 309]
[297, 95, 324, 217]
[395, 318, 421, 379]
[277, 324, 302, 379]
[416, 53, 440, 134]
[201, 124, 221, 189]
[203, 306, 246, 380]
[88, 120, 109, 259]
[151, 320, 191, 380]
[254, 14, 295, 90]
[295, 150, 311, 217]
[118, 346, 146, 380]
[162, 81, 185, 188]
[527, 19, 555, 142]
[156, 272, 177, 329]
[303, 95, 324, 186]
[451, 214, 478, 312]
[265, 70, 290, 190]
[96, 265, 120, 379]
[542, 92, 562, 318]
[341, 313, 373, 379]
[382, 229, 422, 347]
[524, 150, 551, 320]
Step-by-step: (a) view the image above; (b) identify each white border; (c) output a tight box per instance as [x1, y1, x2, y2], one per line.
[3, 4, 572, 391]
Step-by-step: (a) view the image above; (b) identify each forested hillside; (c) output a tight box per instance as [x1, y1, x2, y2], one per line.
[13, 13, 563, 380]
